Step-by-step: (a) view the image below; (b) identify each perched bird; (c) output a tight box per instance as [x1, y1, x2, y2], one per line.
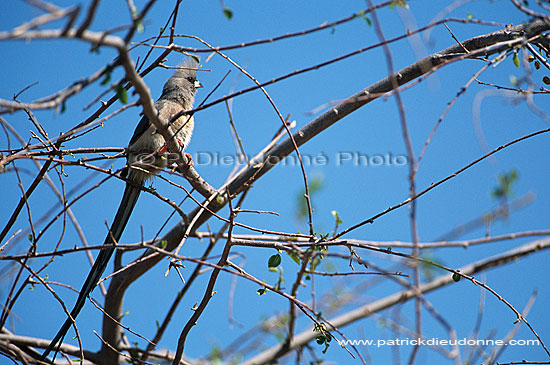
[41, 57, 202, 362]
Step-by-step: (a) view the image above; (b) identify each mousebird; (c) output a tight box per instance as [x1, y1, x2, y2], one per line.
[41, 57, 202, 362]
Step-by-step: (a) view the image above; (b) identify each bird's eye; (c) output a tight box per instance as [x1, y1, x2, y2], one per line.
[187, 77, 195, 83]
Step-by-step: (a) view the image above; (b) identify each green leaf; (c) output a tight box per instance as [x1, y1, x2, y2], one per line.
[223, 7, 233, 20]
[467, 13, 474, 20]
[315, 332, 332, 353]
[161, 240, 167, 249]
[543, 76, 550, 85]
[257, 288, 267, 295]
[331, 210, 343, 225]
[310, 256, 321, 271]
[363, 16, 372, 26]
[132, 10, 144, 33]
[315, 232, 329, 241]
[208, 345, 223, 362]
[190, 54, 201, 64]
[268, 253, 282, 268]
[491, 169, 519, 200]
[389, 0, 408, 9]
[115, 84, 128, 104]
[295, 175, 324, 221]
[136, 20, 144, 33]
[419, 251, 446, 281]
[100, 71, 111, 86]
[286, 251, 301, 265]
[513, 53, 520, 68]
[452, 272, 461, 282]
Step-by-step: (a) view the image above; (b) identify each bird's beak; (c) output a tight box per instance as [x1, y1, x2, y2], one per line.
[195, 80, 203, 89]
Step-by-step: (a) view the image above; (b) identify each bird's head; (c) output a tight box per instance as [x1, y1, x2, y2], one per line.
[161, 56, 203, 104]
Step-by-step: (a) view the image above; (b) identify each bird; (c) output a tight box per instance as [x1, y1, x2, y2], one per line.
[41, 57, 202, 362]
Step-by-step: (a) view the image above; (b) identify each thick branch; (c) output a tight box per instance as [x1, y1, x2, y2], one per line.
[0, 333, 98, 364]
[106, 17, 550, 290]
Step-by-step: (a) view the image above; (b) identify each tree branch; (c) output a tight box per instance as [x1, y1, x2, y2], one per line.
[101, 19, 550, 361]
[241, 238, 550, 364]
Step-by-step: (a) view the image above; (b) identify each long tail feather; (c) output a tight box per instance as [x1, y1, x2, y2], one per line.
[41, 183, 141, 362]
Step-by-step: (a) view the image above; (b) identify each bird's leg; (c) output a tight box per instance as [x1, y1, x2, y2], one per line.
[184, 152, 194, 167]
[160, 140, 193, 167]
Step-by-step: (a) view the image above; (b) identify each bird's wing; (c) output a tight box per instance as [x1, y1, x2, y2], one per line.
[129, 114, 152, 147]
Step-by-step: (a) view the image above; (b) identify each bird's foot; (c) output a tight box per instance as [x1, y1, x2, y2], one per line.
[159, 139, 185, 153]
[184, 152, 194, 167]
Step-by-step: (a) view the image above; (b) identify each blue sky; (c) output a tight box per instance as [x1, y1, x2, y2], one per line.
[1, 1, 549, 364]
